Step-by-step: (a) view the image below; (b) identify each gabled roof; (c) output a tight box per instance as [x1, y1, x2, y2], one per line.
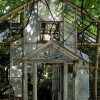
[14, 40, 88, 64]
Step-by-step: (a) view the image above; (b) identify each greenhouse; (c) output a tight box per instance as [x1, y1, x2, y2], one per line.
[0, 0, 100, 100]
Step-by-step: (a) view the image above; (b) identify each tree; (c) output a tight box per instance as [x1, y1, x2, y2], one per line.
[69, 0, 100, 18]
[0, 0, 28, 16]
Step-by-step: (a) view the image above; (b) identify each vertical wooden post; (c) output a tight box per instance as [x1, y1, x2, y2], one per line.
[75, 9, 77, 53]
[23, 61, 28, 100]
[52, 64, 54, 100]
[73, 61, 78, 100]
[62, 1, 64, 44]
[93, 24, 100, 100]
[33, 62, 37, 100]
[63, 62, 68, 100]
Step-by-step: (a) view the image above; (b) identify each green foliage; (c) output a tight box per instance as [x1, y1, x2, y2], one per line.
[69, 0, 100, 18]
[0, 0, 100, 18]
[0, 0, 28, 16]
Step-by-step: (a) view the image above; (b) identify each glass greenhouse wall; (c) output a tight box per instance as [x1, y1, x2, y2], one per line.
[10, 0, 89, 100]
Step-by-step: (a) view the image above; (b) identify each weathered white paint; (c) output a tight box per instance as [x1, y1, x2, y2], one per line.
[23, 61, 28, 100]
[63, 62, 68, 100]
[73, 62, 78, 100]
[33, 62, 37, 100]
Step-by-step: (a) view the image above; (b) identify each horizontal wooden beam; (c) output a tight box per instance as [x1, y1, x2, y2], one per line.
[78, 67, 99, 69]
[26, 59, 67, 63]
[63, 0, 100, 24]
[65, 42, 100, 46]
[1, 42, 100, 46]
[79, 41, 94, 45]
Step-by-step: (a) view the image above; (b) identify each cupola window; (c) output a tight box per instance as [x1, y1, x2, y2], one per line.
[40, 21, 60, 42]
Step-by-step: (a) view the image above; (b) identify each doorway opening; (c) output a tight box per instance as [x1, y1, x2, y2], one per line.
[37, 63, 63, 100]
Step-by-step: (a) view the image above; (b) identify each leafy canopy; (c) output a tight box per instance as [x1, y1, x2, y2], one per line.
[69, 0, 100, 18]
[0, 0, 100, 18]
[0, 0, 28, 16]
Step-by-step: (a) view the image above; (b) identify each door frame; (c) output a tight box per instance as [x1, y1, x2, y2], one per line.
[23, 60, 68, 100]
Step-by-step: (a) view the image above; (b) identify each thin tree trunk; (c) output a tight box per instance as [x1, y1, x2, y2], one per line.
[93, 24, 100, 100]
